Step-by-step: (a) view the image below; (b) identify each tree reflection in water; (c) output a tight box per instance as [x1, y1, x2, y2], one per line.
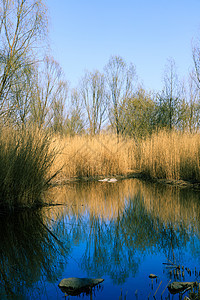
[49, 180, 200, 288]
[0, 209, 70, 299]
[1, 179, 200, 299]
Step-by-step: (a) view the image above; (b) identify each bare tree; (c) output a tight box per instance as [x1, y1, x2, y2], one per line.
[30, 56, 68, 130]
[9, 63, 34, 128]
[192, 42, 200, 90]
[0, 0, 48, 120]
[50, 80, 68, 134]
[187, 73, 200, 132]
[64, 88, 85, 136]
[158, 58, 181, 130]
[80, 70, 107, 135]
[104, 55, 136, 135]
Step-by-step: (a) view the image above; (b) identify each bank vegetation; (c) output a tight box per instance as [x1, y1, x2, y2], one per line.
[52, 131, 200, 183]
[0, 0, 200, 210]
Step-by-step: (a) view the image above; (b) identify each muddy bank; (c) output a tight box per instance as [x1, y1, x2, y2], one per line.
[52, 172, 200, 191]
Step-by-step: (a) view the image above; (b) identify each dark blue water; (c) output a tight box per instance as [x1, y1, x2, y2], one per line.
[0, 179, 200, 299]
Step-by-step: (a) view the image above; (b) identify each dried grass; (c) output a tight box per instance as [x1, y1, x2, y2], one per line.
[0, 127, 58, 210]
[51, 134, 136, 179]
[51, 130, 200, 183]
[139, 130, 200, 182]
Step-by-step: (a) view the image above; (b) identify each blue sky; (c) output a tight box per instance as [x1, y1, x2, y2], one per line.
[46, 0, 200, 92]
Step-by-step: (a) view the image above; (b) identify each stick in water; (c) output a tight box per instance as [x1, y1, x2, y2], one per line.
[153, 281, 162, 298]
[161, 280, 171, 297]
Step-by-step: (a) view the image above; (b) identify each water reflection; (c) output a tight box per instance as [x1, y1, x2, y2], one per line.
[1, 179, 200, 299]
[48, 180, 200, 284]
[0, 210, 70, 299]
[49, 179, 200, 228]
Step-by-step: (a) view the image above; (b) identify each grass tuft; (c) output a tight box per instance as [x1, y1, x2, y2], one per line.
[0, 127, 58, 210]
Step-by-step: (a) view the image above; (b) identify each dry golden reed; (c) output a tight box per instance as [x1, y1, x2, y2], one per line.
[2, 127, 199, 211]
[51, 130, 200, 183]
[51, 134, 137, 180]
[0, 127, 57, 210]
[139, 130, 200, 182]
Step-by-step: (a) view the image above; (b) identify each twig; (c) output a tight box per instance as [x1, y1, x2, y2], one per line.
[153, 281, 162, 298]
[171, 241, 177, 265]
[161, 280, 171, 296]
[164, 257, 177, 267]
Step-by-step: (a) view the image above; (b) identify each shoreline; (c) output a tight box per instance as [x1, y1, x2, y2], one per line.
[2, 173, 199, 212]
[52, 172, 200, 191]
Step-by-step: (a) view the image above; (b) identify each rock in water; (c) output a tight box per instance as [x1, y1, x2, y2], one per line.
[108, 178, 117, 182]
[98, 178, 109, 182]
[58, 277, 104, 296]
[168, 281, 198, 294]
[149, 274, 158, 279]
[98, 178, 117, 182]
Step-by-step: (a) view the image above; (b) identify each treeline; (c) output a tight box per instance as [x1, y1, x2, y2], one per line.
[0, 0, 200, 137]
[1, 0, 200, 210]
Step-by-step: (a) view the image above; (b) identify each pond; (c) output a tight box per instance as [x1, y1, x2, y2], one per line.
[0, 178, 200, 299]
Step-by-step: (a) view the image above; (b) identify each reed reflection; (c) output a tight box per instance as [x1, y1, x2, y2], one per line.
[1, 179, 200, 298]
[49, 179, 200, 231]
[49, 179, 200, 282]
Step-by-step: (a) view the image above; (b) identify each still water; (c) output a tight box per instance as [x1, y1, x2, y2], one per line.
[1, 179, 200, 299]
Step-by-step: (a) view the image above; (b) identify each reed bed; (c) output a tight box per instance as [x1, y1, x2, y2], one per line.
[139, 130, 200, 182]
[51, 130, 200, 183]
[1, 128, 199, 210]
[51, 134, 137, 179]
[0, 127, 57, 210]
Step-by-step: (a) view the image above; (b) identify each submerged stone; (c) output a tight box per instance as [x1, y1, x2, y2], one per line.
[58, 277, 104, 296]
[168, 281, 198, 294]
[149, 274, 158, 279]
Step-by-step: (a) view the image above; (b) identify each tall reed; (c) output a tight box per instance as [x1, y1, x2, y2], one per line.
[0, 127, 58, 210]
[51, 130, 200, 183]
[139, 130, 200, 182]
[51, 134, 136, 179]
